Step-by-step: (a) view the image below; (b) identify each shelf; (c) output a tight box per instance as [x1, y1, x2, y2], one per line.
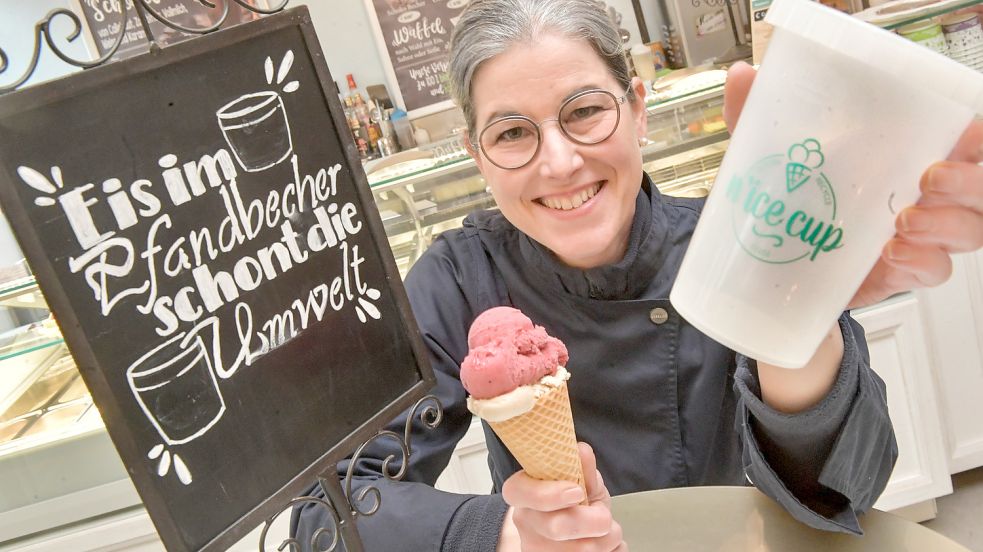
[641, 133, 730, 167]
[886, 0, 982, 30]
[0, 286, 47, 312]
[368, 157, 473, 192]
[0, 276, 38, 303]
[0, 328, 64, 362]
[0, 272, 59, 362]
[0, 344, 69, 434]
[646, 83, 726, 114]
[420, 193, 497, 228]
[0, 280, 62, 362]
[646, 146, 729, 198]
[855, 0, 983, 29]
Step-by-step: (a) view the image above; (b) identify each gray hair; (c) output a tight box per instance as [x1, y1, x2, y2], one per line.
[447, 0, 633, 142]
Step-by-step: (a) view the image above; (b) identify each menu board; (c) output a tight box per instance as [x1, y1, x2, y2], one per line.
[364, 0, 469, 117]
[80, 0, 266, 61]
[0, 8, 433, 552]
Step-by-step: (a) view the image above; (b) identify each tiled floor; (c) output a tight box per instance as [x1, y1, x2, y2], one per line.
[922, 467, 983, 551]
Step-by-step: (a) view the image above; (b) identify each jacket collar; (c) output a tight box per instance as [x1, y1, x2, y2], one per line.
[518, 173, 669, 300]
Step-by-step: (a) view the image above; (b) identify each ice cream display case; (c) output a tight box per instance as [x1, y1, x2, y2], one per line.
[368, 79, 731, 277]
[0, 272, 137, 543]
[0, 278, 71, 445]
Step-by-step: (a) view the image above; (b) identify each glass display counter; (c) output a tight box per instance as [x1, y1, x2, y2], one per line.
[0, 273, 134, 544]
[368, 80, 731, 276]
[0, 277, 81, 450]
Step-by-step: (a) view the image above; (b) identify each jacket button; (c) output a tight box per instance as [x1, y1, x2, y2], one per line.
[649, 307, 669, 325]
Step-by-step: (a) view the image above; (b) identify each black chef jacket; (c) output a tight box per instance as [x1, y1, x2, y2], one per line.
[292, 175, 897, 551]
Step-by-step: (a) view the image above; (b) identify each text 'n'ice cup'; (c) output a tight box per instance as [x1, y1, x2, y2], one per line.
[670, 0, 983, 368]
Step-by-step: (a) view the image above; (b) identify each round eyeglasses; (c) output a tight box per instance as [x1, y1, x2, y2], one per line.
[474, 86, 633, 170]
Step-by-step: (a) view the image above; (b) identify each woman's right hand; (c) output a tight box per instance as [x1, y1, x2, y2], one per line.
[497, 443, 628, 551]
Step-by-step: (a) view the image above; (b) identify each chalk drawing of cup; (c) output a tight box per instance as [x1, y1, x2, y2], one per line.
[217, 91, 294, 172]
[127, 333, 226, 446]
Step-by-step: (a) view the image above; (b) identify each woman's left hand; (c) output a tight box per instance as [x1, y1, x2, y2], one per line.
[848, 125, 983, 308]
[724, 62, 983, 310]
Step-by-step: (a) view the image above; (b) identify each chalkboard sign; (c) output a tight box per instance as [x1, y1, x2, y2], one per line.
[363, 0, 469, 118]
[80, 0, 266, 61]
[0, 8, 433, 552]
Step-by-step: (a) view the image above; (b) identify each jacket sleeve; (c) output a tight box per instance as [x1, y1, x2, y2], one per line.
[290, 234, 508, 551]
[733, 312, 898, 534]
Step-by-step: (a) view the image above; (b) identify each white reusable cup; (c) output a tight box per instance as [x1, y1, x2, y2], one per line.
[669, 0, 983, 368]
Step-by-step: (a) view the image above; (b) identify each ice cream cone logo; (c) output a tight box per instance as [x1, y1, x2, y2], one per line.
[725, 138, 843, 264]
[785, 139, 825, 193]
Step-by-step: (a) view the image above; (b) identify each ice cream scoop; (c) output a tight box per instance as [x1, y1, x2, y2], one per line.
[461, 307, 568, 400]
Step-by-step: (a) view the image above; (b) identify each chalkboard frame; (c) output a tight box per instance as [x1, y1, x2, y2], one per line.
[0, 8, 435, 552]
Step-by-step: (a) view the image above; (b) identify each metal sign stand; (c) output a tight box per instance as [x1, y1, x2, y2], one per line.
[257, 395, 443, 552]
[0, 0, 287, 94]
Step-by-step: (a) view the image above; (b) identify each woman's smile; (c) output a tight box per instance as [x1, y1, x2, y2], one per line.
[535, 181, 605, 212]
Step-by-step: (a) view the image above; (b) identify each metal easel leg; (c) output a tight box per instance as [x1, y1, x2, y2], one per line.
[320, 475, 365, 552]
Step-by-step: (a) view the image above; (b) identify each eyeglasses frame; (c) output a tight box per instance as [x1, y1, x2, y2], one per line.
[473, 84, 635, 170]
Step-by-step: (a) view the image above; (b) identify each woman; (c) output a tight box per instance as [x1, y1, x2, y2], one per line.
[294, 1, 983, 550]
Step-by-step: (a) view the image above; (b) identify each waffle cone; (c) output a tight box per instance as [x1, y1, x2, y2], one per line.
[488, 380, 587, 502]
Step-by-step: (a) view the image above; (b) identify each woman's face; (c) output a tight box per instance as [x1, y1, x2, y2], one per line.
[468, 33, 648, 269]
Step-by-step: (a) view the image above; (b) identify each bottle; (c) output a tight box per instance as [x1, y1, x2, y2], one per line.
[342, 96, 357, 139]
[347, 74, 381, 157]
[391, 109, 417, 150]
[345, 74, 375, 159]
[342, 95, 366, 159]
[350, 112, 369, 158]
[366, 123, 381, 155]
[356, 96, 382, 156]
[376, 107, 398, 156]
[346, 76, 368, 129]
[345, 74, 358, 102]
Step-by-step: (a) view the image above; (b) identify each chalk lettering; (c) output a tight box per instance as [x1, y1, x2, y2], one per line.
[391, 17, 446, 47]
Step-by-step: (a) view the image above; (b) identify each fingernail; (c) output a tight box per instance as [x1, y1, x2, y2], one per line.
[900, 210, 932, 233]
[928, 166, 958, 194]
[887, 242, 911, 262]
[563, 487, 585, 504]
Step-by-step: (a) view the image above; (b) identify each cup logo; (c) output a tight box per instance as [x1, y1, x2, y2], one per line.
[725, 138, 844, 264]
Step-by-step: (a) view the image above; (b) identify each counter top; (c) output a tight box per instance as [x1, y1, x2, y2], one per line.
[610, 486, 968, 551]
